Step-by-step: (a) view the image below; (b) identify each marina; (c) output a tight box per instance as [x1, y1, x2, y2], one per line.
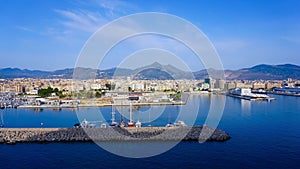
[0, 94, 231, 144]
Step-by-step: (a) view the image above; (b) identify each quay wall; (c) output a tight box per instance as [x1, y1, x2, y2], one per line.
[17, 101, 186, 109]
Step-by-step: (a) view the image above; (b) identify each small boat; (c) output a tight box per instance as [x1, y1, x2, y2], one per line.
[110, 121, 119, 127]
[174, 120, 187, 127]
[135, 120, 142, 128]
[73, 123, 81, 128]
[80, 119, 96, 128]
[165, 123, 174, 127]
[120, 121, 125, 127]
[127, 121, 135, 127]
[101, 123, 107, 128]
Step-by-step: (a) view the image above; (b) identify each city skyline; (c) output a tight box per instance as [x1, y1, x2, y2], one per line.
[1, 0, 300, 71]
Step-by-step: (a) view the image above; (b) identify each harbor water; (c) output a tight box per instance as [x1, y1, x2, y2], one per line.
[0, 94, 300, 168]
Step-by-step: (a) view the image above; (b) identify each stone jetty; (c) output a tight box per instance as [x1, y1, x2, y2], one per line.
[0, 126, 230, 144]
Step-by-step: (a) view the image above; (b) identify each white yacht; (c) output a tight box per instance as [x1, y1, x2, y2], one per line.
[165, 123, 174, 127]
[166, 120, 187, 127]
[135, 120, 142, 128]
[101, 123, 107, 128]
[80, 119, 97, 128]
[174, 120, 187, 127]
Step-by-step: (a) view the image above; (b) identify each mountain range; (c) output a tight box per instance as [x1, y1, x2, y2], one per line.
[1, 63, 300, 80]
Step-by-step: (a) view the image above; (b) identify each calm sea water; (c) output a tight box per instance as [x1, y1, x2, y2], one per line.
[0, 94, 300, 168]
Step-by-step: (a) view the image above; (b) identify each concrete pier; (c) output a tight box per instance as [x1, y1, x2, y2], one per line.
[0, 126, 230, 144]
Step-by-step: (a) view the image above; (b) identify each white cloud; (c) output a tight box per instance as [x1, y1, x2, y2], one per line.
[98, 0, 138, 16]
[15, 26, 34, 32]
[54, 9, 108, 33]
[54, 0, 138, 33]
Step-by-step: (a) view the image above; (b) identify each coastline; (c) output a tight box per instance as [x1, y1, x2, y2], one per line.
[17, 101, 186, 109]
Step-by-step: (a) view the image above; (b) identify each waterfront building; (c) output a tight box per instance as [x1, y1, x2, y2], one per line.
[15, 84, 24, 93]
[215, 79, 225, 90]
[201, 83, 210, 90]
[252, 82, 266, 90]
[132, 83, 144, 91]
[231, 88, 252, 96]
[225, 82, 235, 91]
[204, 77, 215, 89]
[204, 78, 211, 84]
[235, 82, 252, 89]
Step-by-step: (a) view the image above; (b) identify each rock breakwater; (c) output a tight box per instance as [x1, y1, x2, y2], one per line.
[0, 126, 230, 144]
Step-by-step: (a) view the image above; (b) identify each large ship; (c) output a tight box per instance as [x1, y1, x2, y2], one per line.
[228, 88, 275, 101]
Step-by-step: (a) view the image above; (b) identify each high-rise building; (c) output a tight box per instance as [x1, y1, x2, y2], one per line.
[215, 79, 225, 90]
[204, 78, 211, 84]
[204, 77, 215, 89]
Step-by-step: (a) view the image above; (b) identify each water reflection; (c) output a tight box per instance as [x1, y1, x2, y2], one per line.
[203, 94, 226, 127]
[33, 108, 44, 113]
[240, 99, 251, 116]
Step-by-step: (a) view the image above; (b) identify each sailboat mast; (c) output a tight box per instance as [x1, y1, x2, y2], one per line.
[129, 102, 133, 123]
[111, 104, 115, 123]
[121, 100, 124, 122]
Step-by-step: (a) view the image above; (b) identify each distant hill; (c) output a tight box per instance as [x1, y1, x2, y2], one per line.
[224, 64, 300, 80]
[133, 68, 174, 80]
[0, 63, 300, 80]
[0, 68, 49, 78]
[131, 62, 194, 80]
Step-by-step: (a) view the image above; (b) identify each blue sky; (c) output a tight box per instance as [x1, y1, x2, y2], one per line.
[1, 0, 300, 71]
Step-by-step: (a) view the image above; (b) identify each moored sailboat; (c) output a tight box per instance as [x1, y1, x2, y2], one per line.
[127, 102, 135, 127]
[110, 104, 119, 127]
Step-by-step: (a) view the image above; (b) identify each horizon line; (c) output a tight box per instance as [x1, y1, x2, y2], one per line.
[0, 62, 299, 72]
